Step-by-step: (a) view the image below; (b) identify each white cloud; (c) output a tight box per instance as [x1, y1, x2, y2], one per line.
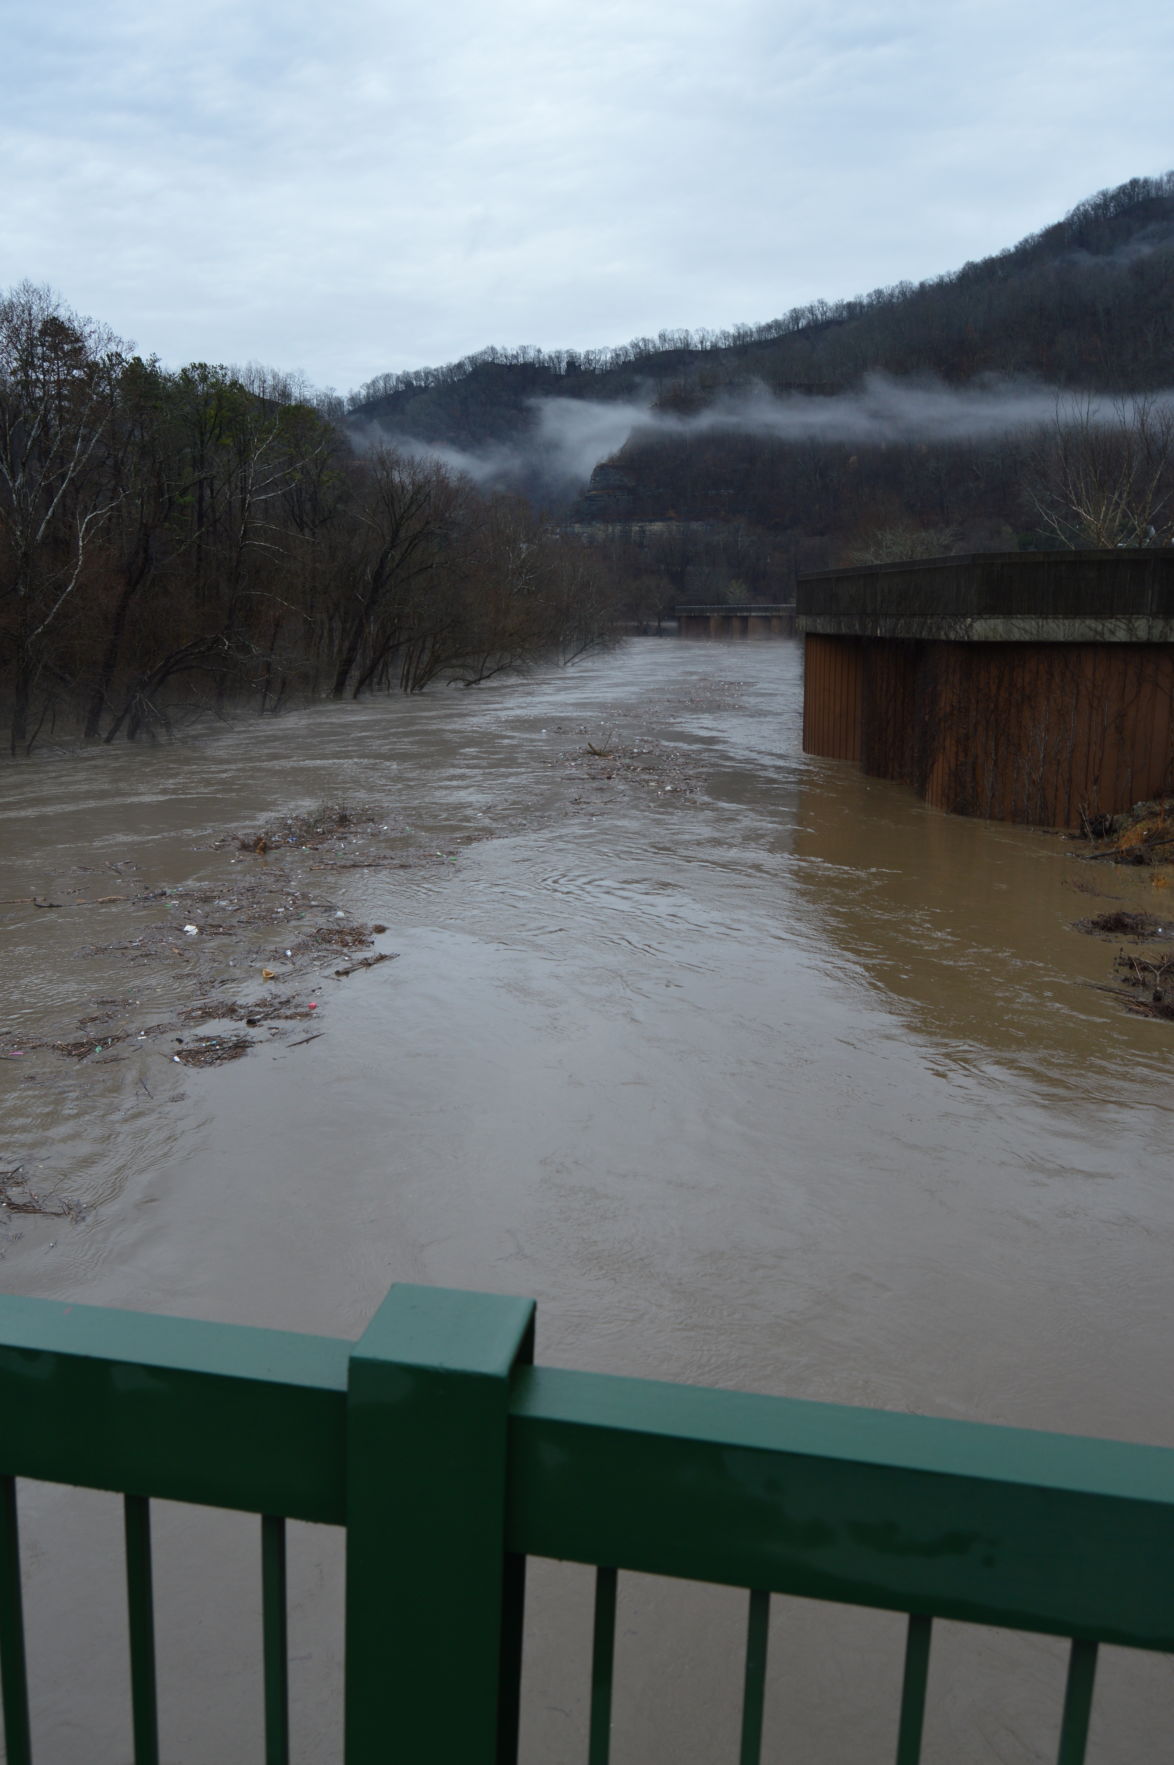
[3, 0, 1172, 389]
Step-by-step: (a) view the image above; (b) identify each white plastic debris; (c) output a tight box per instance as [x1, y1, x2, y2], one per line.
[183, 924, 199, 935]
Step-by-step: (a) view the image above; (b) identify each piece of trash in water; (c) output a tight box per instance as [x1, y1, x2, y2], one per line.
[183, 924, 199, 936]
[261, 967, 277, 980]
[285, 948, 292, 957]
[334, 910, 345, 918]
[173, 1055, 181, 1063]
[308, 1002, 318, 1010]
[5, 1051, 24, 1058]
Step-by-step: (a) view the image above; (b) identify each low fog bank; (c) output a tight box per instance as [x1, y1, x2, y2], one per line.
[350, 375, 1174, 503]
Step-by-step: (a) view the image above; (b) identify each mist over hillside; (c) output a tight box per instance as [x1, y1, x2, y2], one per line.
[347, 173, 1174, 600]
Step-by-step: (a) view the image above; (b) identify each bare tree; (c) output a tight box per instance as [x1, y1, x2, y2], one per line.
[0, 283, 128, 750]
[1027, 395, 1174, 549]
[329, 449, 461, 698]
[841, 523, 957, 565]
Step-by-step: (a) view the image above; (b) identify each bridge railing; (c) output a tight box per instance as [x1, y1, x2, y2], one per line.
[2, 1282, 1172, 1764]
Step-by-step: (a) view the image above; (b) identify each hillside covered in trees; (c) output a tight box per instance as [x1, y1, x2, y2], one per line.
[351, 173, 1174, 605]
[353, 174, 1174, 443]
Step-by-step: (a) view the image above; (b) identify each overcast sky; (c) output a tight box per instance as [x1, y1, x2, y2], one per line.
[5, 0, 1172, 395]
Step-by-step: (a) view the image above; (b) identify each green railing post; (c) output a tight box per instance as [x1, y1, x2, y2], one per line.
[343, 1283, 535, 1765]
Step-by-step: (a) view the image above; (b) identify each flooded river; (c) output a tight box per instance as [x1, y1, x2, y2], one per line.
[2, 639, 1172, 1762]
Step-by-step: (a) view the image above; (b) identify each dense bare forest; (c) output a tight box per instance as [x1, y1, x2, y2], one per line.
[0, 284, 619, 754]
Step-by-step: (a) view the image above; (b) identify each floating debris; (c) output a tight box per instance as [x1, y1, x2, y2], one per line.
[1074, 911, 1173, 939]
[1102, 949, 1174, 1021]
[50, 1034, 128, 1060]
[222, 800, 383, 853]
[290, 922, 386, 956]
[334, 952, 397, 979]
[172, 1036, 253, 1068]
[0, 1172, 84, 1219]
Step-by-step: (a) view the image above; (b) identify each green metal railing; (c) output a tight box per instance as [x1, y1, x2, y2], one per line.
[1, 1282, 1172, 1763]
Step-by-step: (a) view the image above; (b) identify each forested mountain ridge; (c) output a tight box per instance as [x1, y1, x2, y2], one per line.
[345, 174, 1174, 602]
[348, 173, 1174, 458]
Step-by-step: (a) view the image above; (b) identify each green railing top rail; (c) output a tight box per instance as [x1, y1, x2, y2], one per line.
[509, 1365, 1174, 1652]
[2, 1286, 1174, 1650]
[0, 1292, 351, 1523]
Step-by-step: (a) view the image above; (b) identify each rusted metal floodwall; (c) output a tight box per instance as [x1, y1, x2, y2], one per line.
[803, 632, 1174, 827]
[798, 553, 1174, 828]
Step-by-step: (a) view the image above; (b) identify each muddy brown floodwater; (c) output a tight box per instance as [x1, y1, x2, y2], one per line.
[2, 639, 1173, 1763]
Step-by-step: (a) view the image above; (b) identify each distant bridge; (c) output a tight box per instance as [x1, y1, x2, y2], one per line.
[675, 603, 796, 638]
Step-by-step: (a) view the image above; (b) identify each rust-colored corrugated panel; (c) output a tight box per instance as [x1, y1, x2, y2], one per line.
[1066, 648, 1099, 826]
[860, 640, 919, 784]
[803, 634, 865, 760]
[1130, 649, 1156, 808]
[847, 639, 865, 760]
[802, 633, 825, 755]
[919, 643, 1174, 826]
[920, 643, 963, 815]
[809, 634, 1174, 825]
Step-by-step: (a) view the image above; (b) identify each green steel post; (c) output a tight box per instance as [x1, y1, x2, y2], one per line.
[261, 1516, 290, 1765]
[738, 1589, 771, 1765]
[343, 1283, 535, 1765]
[123, 1494, 159, 1765]
[0, 1476, 31, 1765]
[1056, 1638, 1098, 1765]
[894, 1613, 932, 1765]
[587, 1566, 618, 1765]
